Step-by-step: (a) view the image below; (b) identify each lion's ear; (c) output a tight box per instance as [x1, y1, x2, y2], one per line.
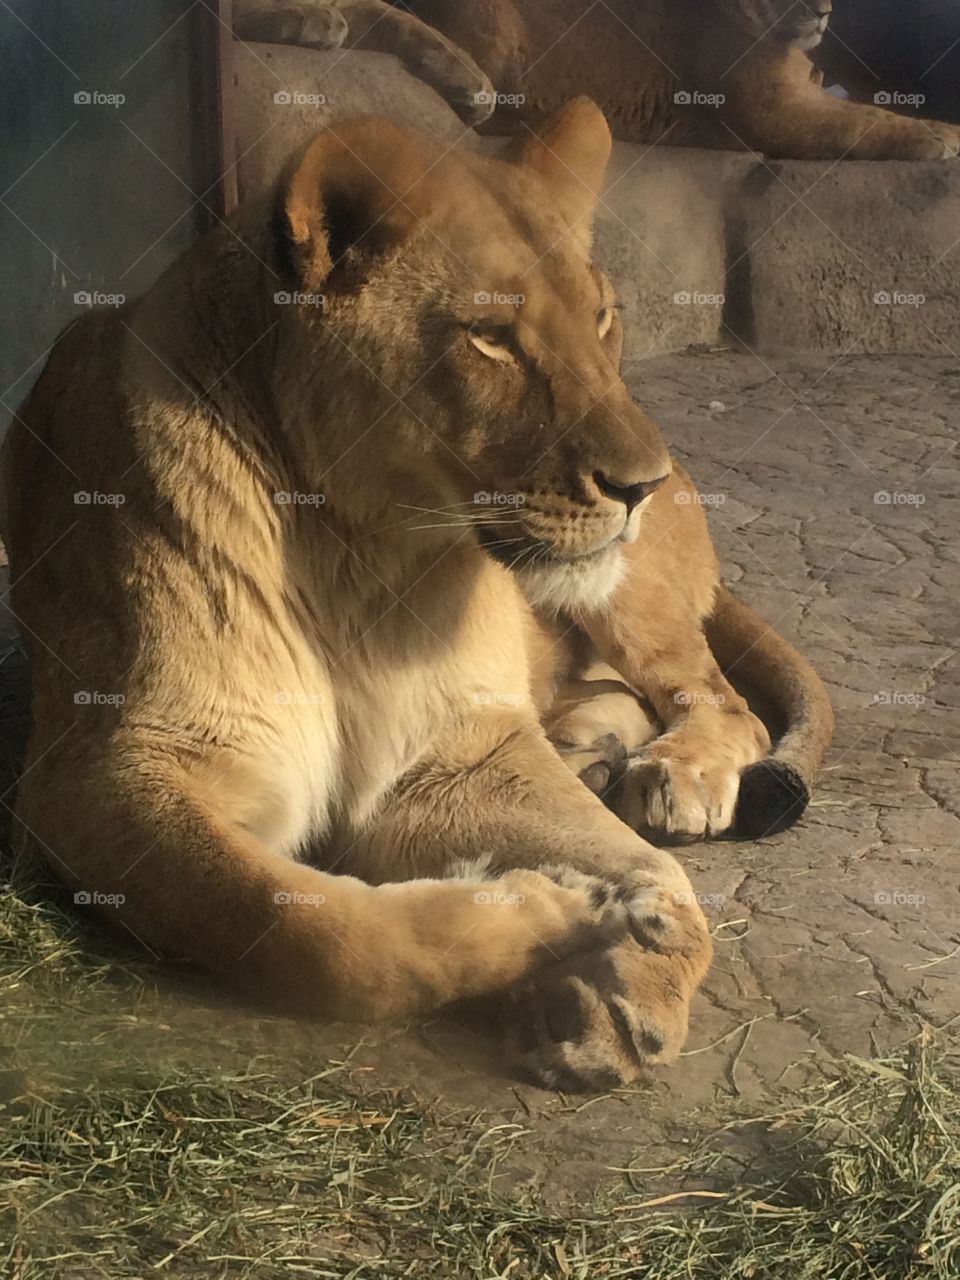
[508, 98, 612, 227]
[279, 119, 430, 290]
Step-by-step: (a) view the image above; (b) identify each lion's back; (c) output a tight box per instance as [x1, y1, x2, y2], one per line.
[2, 309, 129, 571]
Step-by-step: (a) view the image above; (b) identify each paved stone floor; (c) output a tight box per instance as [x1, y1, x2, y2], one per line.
[3, 351, 958, 1204]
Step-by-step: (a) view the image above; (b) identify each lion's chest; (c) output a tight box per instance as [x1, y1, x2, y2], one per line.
[255, 554, 534, 855]
[320, 558, 535, 832]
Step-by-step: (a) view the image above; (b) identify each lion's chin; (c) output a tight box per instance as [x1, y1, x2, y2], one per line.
[794, 30, 824, 51]
[512, 545, 625, 614]
[783, 18, 827, 52]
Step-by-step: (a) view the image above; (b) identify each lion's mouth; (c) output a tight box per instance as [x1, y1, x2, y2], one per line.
[477, 525, 613, 570]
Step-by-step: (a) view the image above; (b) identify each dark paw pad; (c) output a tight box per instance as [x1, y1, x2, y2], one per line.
[609, 999, 664, 1059]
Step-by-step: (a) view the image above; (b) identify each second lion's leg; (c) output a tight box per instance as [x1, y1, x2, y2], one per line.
[233, 1, 349, 49]
[725, 46, 960, 160]
[339, 0, 497, 125]
[234, 1, 498, 125]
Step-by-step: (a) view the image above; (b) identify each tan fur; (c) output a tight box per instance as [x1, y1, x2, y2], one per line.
[234, 0, 498, 125]
[3, 102, 736, 1090]
[384, 0, 960, 159]
[537, 450, 835, 840]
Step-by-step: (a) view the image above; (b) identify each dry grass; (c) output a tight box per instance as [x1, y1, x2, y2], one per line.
[2, 844, 958, 1279]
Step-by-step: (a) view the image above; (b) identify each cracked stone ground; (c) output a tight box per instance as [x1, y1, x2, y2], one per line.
[2, 351, 957, 1204]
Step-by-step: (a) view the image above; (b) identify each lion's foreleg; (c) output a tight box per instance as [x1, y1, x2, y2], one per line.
[15, 740, 627, 1023]
[724, 47, 960, 160]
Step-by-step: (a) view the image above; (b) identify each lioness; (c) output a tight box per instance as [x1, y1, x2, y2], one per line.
[236, 0, 960, 159]
[3, 101, 831, 1089]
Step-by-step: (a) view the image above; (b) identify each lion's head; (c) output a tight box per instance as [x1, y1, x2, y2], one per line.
[270, 98, 672, 612]
[718, 0, 832, 50]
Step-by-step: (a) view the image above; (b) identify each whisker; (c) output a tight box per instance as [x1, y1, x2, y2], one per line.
[477, 534, 527, 550]
[395, 503, 518, 519]
[366, 503, 524, 538]
[508, 541, 542, 573]
[396, 500, 523, 513]
[368, 506, 519, 537]
[406, 521, 488, 532]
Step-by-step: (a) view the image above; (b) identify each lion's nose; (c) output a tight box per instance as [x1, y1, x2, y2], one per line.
[593, 470, 669, 515]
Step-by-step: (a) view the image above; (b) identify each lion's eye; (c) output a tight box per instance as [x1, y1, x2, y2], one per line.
[597, 306, 613, 339]
[468, 329, 516, 364]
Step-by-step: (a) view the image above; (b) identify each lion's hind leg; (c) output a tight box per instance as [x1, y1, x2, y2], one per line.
[545, 663, 659, 798]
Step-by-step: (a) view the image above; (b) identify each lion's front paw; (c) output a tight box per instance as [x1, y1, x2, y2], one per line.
[298, 6, 348, 49]
[618, 754, 741, 841]
[449, 74, 498, 128]
[881, 121, 960, 160]
[240, 4, 348, 50]
[415, 49, 498, 127]
[505, 883, 710, 1091]
[907, 127, 960, 160]
[506, 947, 687, 1091]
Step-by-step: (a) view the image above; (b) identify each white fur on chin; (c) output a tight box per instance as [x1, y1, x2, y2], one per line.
[515, 546, 625, 614]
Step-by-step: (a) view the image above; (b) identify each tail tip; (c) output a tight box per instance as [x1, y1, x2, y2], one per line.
[734, 760, 810, 839]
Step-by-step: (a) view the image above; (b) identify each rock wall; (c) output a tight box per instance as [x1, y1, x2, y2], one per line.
[233, 42, 960, 358]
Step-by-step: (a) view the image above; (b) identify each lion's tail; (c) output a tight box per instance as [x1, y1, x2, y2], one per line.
[706, 585, 834, 838]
